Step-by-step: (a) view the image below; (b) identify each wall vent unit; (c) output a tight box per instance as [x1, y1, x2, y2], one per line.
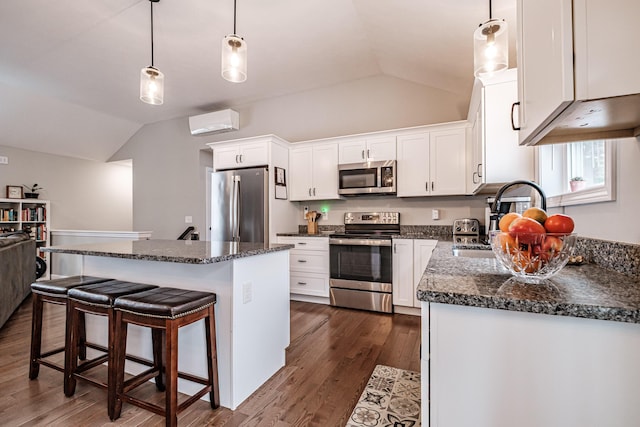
[189, 109, 239, 135]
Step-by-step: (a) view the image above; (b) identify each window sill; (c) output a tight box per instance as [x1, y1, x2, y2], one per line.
[547, 184, 615, 207]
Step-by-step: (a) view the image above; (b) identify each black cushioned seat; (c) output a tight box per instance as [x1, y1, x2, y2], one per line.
[113, 287, 217, 318]
[68, 280, 159, 307]
[29, 275, 113, 380]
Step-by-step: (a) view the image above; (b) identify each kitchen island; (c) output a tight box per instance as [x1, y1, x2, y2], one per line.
[417, 241, 640, 427]
[44, 239, 293, 410]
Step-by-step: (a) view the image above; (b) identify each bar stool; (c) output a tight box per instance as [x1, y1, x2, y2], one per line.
[29, 276, 113, 380]
[65, 279, 160, 419]
[111, 287, 219, 427]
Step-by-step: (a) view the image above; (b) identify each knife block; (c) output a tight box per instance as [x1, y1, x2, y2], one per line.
[307, 220, 318, 235]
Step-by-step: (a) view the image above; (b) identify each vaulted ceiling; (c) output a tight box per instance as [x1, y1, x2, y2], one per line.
[0, 0, 516, 161]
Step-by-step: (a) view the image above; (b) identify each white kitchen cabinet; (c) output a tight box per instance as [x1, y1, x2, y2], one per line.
[467, 69, 535, 194]
[338, 136, 396, 164]
[397, 124, 467, 197]
[276, 236, 329, 298]
[516, 0, 640, 146]
[289, 143, 339, 201]
[393, 238, 437, 308]
[213, 141, 269, 170]
[423, 302, 640, 426]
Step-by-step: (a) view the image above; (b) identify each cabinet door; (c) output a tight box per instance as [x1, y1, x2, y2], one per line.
[213, 145, 240, 170]
[517, 0, 574, 145]
[338, 139, 367, 164]
[238, 142, 269, 167]
[289, 147, 314, 201]
[392, 239, 414, 307]
[311, 143, 339, 200]
[430, 128, 467, 195]
[468, 105, 484, 194]
[396, 133, 430, 197]
[366, 136, 396, 161]
[413, 240, 437, 307]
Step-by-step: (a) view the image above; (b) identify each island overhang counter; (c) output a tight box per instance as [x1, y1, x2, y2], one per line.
[44, 239, 294, 410]
[416, 240, 640, 427]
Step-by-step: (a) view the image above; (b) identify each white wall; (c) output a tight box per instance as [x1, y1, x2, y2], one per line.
[111, 75, 468, 239]
[564, 138, 640, 244]
[0, 145, 133, 230]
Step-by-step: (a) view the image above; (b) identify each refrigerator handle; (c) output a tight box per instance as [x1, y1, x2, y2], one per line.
[236, 177, 242, 242]
[233, 175, 241, 242]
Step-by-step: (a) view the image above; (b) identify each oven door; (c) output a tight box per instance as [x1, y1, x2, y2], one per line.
[329, 238, 392, 289]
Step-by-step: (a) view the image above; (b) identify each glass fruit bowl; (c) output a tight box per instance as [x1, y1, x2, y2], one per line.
[489, 230, 578, 283]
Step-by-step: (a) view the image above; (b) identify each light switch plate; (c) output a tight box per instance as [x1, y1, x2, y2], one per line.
[0, 156, 8, 164]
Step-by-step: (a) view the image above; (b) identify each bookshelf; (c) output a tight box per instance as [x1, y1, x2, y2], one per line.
[0, 198, 51, 279]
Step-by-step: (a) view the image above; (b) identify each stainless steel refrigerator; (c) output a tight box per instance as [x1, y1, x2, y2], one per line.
[211, 167, 269, 244]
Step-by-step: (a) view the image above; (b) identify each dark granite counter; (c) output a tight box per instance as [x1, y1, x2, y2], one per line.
[416, 241, 640, 323]
[43, 239, 294, 265]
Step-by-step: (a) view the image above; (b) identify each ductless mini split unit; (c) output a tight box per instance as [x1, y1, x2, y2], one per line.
[189, 109, 239, 135]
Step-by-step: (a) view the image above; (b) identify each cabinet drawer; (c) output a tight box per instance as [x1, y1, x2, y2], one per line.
[290, 252, 327, 274]
[290, 273, 329, 297]
[277, 236, 328, 251]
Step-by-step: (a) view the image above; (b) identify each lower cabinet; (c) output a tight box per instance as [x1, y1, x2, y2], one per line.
[392, 239, 438, 308]
[276, 236, 329, 298]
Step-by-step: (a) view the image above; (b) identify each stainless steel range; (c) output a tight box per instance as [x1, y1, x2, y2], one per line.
[329, 212, 400, 313]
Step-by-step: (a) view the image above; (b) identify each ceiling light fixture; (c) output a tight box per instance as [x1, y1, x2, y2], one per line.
[473, 0, 508, 78]
[221, 0, 247, 83]
[140, 0, 164, 105]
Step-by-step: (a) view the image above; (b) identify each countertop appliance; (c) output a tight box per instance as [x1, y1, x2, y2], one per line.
[484, 196, 531, 235]
[487, 180, 546, 233]
[453, 218, 481, 244]
[329, 211, 400, 313]
[211, 167, 269, 244]
[338, 160, 396, 196]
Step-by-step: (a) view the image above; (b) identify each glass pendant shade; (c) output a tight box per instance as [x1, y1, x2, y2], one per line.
[140, 66, 164, 105]
[473, 18, 508, 78]
[221, 34, 247, 83]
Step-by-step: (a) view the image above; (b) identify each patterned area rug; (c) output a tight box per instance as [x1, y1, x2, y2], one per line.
[346, 365, 421, 427]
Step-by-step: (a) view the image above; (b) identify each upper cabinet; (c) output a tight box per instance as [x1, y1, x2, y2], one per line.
[516, 0, 640, 146]
[212, 140, 269, 170]
[338, 136, 396, 164]
[467, 69, 535, 194]
[397, 122, 467, 197]
[289, 142, 339, 201]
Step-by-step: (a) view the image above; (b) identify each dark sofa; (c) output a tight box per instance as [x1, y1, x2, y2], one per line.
[0, 232, 35, 329]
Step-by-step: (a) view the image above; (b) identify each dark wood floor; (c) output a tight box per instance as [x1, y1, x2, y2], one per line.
[0, 296, 421, 426]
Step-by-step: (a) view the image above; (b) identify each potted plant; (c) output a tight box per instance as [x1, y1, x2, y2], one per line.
[23, 184, 43, 199]
[569, 177, 586, 192]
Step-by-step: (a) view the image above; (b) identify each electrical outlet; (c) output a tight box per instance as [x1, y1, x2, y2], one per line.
[432, 209, 440, 220]
[185, 216, 193, 224]
[321, 207, 329, 221]
[303, 206, 309, 220]
[0, 156, 8, 164]
[242, 282, 252, 304]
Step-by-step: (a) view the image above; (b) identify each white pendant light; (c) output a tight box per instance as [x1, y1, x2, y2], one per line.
[473, 0, 508, 78]
[140, 0, 164, 105]
[221, 0, 247, 83]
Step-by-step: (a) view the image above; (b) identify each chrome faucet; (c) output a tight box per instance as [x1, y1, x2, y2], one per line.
[488, 180, 547, 232]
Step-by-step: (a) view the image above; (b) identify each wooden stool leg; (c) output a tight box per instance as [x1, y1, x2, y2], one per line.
[111, 310, 128, 421]
[107, 307, 117, 420]
[165, 321, 179, 427]
[64, 300, 79, 397]
[152, 328, 166, 392]
[78, 311, 87, 360]
[205, 306, 220, 409]
[29, 294, 44, 380]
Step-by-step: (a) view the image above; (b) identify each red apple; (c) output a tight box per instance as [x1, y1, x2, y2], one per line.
[508, 217, 546, 244]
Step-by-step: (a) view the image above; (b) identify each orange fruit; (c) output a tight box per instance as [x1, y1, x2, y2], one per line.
[495, 232, 518, 254]
[499, 212, 522, 232]
[522, 207, 548, 225]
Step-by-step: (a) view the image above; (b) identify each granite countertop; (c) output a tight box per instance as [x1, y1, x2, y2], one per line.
[417, 241, 640, 323]
[43, 239, 294, 265]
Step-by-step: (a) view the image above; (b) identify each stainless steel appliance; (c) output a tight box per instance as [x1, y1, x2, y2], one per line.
[486, 180, 546, 233]
[338, 160, 396, 196]
[329, 211, 400, 313]
[453, 218, 481, 244]
[211, 167, 269, 243]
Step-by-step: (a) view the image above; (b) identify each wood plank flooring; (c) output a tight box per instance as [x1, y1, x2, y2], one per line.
[0, 296, 420, 426]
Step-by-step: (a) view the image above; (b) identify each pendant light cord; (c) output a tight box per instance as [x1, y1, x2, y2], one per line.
[150, 0, 155, 67]
[233, 0, 237, 35]
[489, 0, 492, 20]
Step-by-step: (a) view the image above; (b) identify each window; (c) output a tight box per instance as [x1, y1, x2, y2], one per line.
[538, 140, 616, 207]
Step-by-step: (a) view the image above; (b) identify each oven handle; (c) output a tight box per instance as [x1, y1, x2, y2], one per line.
[329, 238, 392, 247]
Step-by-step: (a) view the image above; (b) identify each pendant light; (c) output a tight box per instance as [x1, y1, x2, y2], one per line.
[473, 0, 508, 78]
[221, 0, 247, 83]
[140, 0, 164, 105]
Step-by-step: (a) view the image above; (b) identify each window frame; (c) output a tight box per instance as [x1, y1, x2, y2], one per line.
[538, 140, 617, 208]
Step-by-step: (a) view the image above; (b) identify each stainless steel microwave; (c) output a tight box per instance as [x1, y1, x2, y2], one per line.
[338, 160, 396, 196]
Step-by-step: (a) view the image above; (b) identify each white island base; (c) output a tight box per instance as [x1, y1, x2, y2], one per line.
[80, 249, 289, 410]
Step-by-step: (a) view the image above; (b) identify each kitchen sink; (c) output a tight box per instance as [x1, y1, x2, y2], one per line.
[452, 247, 495, 258]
